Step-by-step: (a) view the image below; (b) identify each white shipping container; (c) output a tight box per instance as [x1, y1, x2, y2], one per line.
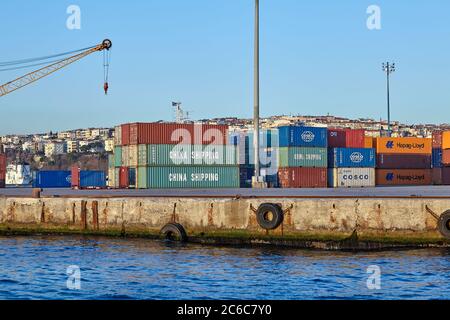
[328, 168, 375, 188]
[128, 145, 138, 167]
[114, 125, 122, 146]
[108, 168, 115, 188]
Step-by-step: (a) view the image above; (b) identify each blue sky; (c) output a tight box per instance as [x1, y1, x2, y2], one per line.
[1, 0, 450, 134]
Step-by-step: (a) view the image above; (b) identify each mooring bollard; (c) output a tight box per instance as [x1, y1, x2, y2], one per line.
[32, 188, 42, 199]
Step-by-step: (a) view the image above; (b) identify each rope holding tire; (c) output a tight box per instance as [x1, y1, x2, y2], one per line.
[256, 203, 284, 230]
[438, 210, 450, 240]
[160, 223, 188, 242]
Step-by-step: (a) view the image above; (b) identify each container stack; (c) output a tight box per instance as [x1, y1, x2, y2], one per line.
[327, 129, 376, 188]
[114, 122, 240, 189]
[432, 131, 443, 185]
[435, 131, 450, 185]
[277, 126, 328, 188]
[375, 137, 432, 186]
[0, 153, 6, 188]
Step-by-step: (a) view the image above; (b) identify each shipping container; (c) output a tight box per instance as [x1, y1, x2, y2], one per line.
[328, 148, 376, 168]
[108, 154, 115, 169]
[114, 146, 122, 167]
[432, 131, 442, 149]
[327, 129, 365, 148]
[432, 168, 442, 185]
[71, 166, 80, 188]
[137, 167, 148, 189]
[119, 167, 129, 189]
[376, 169, 432, 186]
[375, 137, 432, 154]
[278, 126, 327, 148]
[364, 137, 374, 149]
[442, 168, 450, 185]
[442, 149, 450, 166]
[0, 154, 6, 183]
[144, 166, 239, 189]
[147, 144, 238, 166]
[277, 147, 327, 168]
[278, 167, 327, 188]
[0, 180, 4, 188]
[328, 168, 376, 188]
[442, 131, 450, 150]
[128, 144, 138, 167]
[32, 171, 71, 188]
[377, 154, 431, 169]
[138, 144, 148, 166]
[129, 167, 136, 188]
[121, 123, 131, 146]
[114, 168, 120, 188]
[239, 165, 254, 188]
[125, 123, 229, 146]
[114, 125, 122, 146]
[80, 171, 106, 188]
[108, 168, 115, 188]
[432, 148, 443, 168]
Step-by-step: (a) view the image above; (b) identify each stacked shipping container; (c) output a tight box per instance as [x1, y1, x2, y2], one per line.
[113, 123, 240, 189]
[0, 154, 6, 188]
[374, 137, 432, 186]
[277, 126, 328, 188]
[327, 129, 376, 188]
[432, 131, 450, 185]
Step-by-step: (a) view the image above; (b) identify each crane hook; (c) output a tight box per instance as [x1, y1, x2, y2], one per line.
[104, 82, 109, 95]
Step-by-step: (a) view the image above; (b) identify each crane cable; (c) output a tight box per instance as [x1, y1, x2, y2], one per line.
[0, 45, 97, 67]
[103, 47, 111, 95]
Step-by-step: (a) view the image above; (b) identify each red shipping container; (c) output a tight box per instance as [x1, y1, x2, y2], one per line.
[442, 168, 450, 185]
[0, 154, 6, 182]
[432, 131, 442, 148]
[126, 122, 229, 146]
[377, 154, 431, 169]
[432, 168, 442, 185]
[327, 128, 365, 148]
[71, 166, 80, 188]
[121, 124, 131, 146]
[376, 169, 432, 186]
[119, 167, 129, 189]
[442, 149, 450, 166]
[278, 168, 327, 188]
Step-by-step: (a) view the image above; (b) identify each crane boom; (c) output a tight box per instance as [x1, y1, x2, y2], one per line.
[0, 39, 112, 97]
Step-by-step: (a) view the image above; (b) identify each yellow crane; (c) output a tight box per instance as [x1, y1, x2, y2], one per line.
[0, 39, 112, 97]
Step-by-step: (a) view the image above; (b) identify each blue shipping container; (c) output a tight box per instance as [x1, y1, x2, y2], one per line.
[278, 126, 327, 148]
[80, 171, 106, 188]
[328, 148, 376, 168]
[432, 148, 443, 168]
[33, 171, 71, 188]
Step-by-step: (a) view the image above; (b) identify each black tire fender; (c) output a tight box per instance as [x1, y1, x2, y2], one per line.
[438, 211, 450, 240]
[160, 223, 188, 242]
[256, 203, 284, 230]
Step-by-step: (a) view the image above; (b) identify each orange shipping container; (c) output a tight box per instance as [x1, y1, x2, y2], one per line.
[376, 169, 432, 186]
[364, 137, 374, 148]
[375, 137, 432, 155]
[442, 131, 450, 150]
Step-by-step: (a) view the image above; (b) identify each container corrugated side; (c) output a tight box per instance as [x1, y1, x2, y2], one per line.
[377, 154, 432, 169]
[119, 167, 129, 188]
[114, 168, 120, 188]
[80, 171, 106, 188]
[128, 123, 229, 145]
[278, 167, 327, 188]
[442, 131, 450, 150]
[277, 147, 327, 168]
[121, 124, 131, 146]
[114, 146, 122, 167]
[442, 149, 450, 166]
[108, 168, 115, 188]
[108, 154, 115, 169]
[432, 168, 442, 185]
[137, 167, 148, 189]
[432, 149, 443, 168]
[33, 171, 71, 188]
[376, 169, 432, 186]
[0, 154, 6, 182]
[278, 126, 327, 148]
[364, 137, 374, 148]
[328, 148, 376, 168]
[138, 145, 148, 166]
[328, 168, 375, 188]
[128, 145, 138, 167]
[146, 166, 239, 189]
[442, 168, 450, 185]
[114, 125, 122, 146]
[433, 131, 442, 148]
[375, 137, 432, 154]
[121, 146, 130, 167]
[327, 129, 365, 148]
[147, 144, 238, 166]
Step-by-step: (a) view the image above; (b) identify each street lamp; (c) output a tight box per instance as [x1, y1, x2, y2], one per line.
[382, 62, 396, 137]
[252, 0, 263, 186]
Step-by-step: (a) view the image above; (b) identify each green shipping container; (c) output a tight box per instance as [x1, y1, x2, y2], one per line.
[114, 146, 122, 167]
[147, 145, 238, 166]
[145, 166, 239, 189]
[137, 166, 148, 189]
[277, 147, 327, 168]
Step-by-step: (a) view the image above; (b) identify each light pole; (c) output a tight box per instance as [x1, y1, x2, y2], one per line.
[382, 62, 395, 137]
[253, 0, 262, 186]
